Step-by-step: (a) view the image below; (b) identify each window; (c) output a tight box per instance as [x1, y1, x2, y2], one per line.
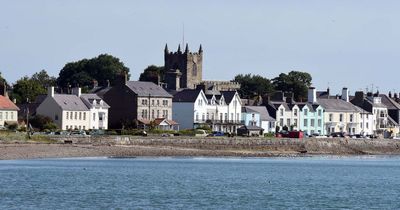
[269, 122, 273, 128]
[318, 110, 322, 116]
[237, 113, 239, 121]
[70, 112, 73, 119]
[55, 114, 58, 120]
[280, 119, 284, 126]
[144, 110, 148, 119]
[79, 126, 81, 130]
[75, 112, 77, 120]
[202, 113, 205, 121]
[304, 109, 308, 115]
[294, 119, 297, 126]
[99, 114, 103, 121]
[294, 109, 298, 116]
[142, 110, 145, 119]
[93, 113, 96, 121]
[79, 112, 82, 120]
[366, 122, 369, 129]
[83, 126, 85, 130]
[311, 119, 315, 127]
[211, 113, 215, 120]
[10, 112, 13, 120]
[318, 119, 322, 127]
[157, 110, 160, 118]
[152, 110, 155, 119]
[224, 113, 228, 120]
[329, 114, 333, 122]
[192, 62, 197, 76]
[196, 113, 199, 121]
[66, 125, 69, 130]
[350, 114, 353, 122]
[142, 99, 148, 105]
[220, 113, 223, 121]
[280, 109, 284, 116]
[286, 119, 290, 126]
[83, 113, 86, 120]
[304, 119, 308, 126]
[339, 114, 343, 122]
[157, 100, 160, 106]
[5, 112, 8, 120]
[165, 110, 168, 118]
[0, 112, 2, 120]
[207, 113, 209, 120]
[152, 100, 154, 106]
[66, 112, 69, 120]
[231, 113, 234, 120]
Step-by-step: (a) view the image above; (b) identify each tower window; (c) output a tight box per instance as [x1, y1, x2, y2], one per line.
[192, 62, 197, 76]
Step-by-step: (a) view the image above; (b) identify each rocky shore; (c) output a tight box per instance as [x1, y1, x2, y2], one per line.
[1, 136, 400, 160]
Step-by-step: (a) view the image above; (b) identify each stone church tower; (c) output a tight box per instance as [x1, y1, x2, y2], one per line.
[164, 44, 203, 90]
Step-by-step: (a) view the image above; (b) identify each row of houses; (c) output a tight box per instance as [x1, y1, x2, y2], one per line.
[1, 77, 400, 138]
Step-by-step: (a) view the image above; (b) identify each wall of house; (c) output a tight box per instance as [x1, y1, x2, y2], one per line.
[0, 110, 18, 127]
[62, 110, 90, 130]
[89, 107, 108, 130]
[227, 94, 242, 123]
[137, 96, 172, 121]
[291, 105, 300, 130]
[275, 105, 292, 131]
[300, 107, 325, 135]
[242, 112, 260, 127]
[36, 97, 63, 128]
[324, 111, 360, 135]
[261, 121, 275, 133]
[359, 112, 374, 135]
[103, 85, 137, 129]
[172, 102, 194, 130]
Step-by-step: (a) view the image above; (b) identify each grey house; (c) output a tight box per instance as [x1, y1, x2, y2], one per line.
[102, 75, 173, 129]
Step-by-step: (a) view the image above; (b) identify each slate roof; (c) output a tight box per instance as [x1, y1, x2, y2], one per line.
[80, 94, 110, 108]
[365, 97, 387, 108]
[0, 95, 19, 111]
[244, 106, 276, 121]
[379, 94, 400, 110]
[126, 81, 172, 98]
[269, 101, 290, 110]
[237, 125, 264, 131]
[53, 94, 89, 111]
[317, 98, 359, 112]
[173, 89, 202, 102]
[220, 91, 236, 103]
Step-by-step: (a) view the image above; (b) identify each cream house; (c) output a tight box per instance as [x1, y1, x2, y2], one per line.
[36, 87, 109, 130]
[0, 95, 19, 127]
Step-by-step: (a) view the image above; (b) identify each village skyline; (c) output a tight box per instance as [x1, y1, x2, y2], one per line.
[1, 1, 400, 94]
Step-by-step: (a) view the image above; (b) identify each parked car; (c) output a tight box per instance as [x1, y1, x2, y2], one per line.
[195, 129, 208, 137]
[330, 132, 346, 138]
[208, 131, 224, 137]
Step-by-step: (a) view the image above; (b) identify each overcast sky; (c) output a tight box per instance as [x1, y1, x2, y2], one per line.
[1, 0, 399, 95]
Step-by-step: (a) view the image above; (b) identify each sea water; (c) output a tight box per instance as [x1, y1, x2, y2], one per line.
[1, 156, 400, 209]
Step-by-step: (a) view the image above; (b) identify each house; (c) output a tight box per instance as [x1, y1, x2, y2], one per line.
[296, 87, 326, 136]
[379, 93, 400, 136]
[153, 118, 179, 131]
[102, 74, 173, 129]
[172, 88, 243, 133]
[316, 88, 361, 135]
[0, 95, 19, 128]
[80, 93, 110, 130]
[266, 91, 299, 131]
[242, 106, 275, 133]
[351, 91, 391, 135]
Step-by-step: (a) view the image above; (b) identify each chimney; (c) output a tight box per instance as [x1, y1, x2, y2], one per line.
[48, 86, 55, 97]
[342, 87, 349, 102]
[308, 87, 317, 104]
[116, 72, 127, 86]
[389, 91, 392, 98]
[394, 92, 398, 99]
[13, 98, 16, 104]
[72, 87, 81, 97]
[106, 80, 110, 87]
[92, 80, 98, 88]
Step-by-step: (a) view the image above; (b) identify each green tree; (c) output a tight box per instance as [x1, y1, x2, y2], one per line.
[30, 115, 57, 131]
[57, 54, 130, 89]
[11, 76, 46, 103]
[139, 65, 164, 84]
[272, 71, 312, 101]
[232, 74, 274, 99]
[0, 72, 7, 85]
[31, 69, 56, 87]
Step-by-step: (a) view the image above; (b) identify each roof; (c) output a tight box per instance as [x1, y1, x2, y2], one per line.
[316, 91, 331, 99]
[220, 91, 236, 103]
[244, 106, 276, 121]
[173, 89, 202, 102]
[53, 94, 89, 111]
[154, 118, 179, 125]
[379, 94, 400, 110]
[80, 94, 110, 108]
[126, 81, 172, 98]
[0, 95, 19, 111]
[317, 98, 359, 112]
[269, 101, 290, 110]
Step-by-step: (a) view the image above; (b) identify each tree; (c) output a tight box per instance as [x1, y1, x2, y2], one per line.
[31, 69, 56, 87]
[30, 115, 57, 131]
[57, 54, 130, 89]
[272, 71, 312, 101]
[232, 74, 274, 99]
[0, 72, 7, 85]
[139, 65, 164, 84]
[11, 76, 46, 103]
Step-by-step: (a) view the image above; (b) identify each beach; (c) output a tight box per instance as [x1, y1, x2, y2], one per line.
[1, 136, 400, 160]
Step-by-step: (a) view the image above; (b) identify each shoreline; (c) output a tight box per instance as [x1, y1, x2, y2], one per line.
[2, 136, 400, 160]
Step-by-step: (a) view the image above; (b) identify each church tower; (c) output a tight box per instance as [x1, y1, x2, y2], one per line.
[164, 44, 203, 90]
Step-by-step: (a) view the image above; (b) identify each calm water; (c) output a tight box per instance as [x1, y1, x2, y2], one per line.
[1, 156, 400, 209]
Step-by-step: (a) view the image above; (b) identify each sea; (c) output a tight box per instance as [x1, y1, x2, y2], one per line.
[1, 156, 400, 209]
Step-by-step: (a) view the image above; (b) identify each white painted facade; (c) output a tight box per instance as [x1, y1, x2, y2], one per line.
[0, 110, 18, 127]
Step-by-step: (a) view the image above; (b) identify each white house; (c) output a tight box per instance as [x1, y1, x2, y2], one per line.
[172, 89, 243, 133]
[243, 106, 276, 133]
[0, 95, 19, 127]
[36, 87, 109, 130]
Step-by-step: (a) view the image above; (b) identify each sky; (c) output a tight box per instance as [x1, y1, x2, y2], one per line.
[1, 0, 400, 95]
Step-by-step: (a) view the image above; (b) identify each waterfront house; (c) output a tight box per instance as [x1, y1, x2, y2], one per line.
[265, 91, 299, 131]
[102, 74, 173, 129]
[80, 93, 110, 130]
[172, 89, 243, 133]
[242, 106, 275, 133]
[0, 95, 19, 128]
[379, 93, 400, 136]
